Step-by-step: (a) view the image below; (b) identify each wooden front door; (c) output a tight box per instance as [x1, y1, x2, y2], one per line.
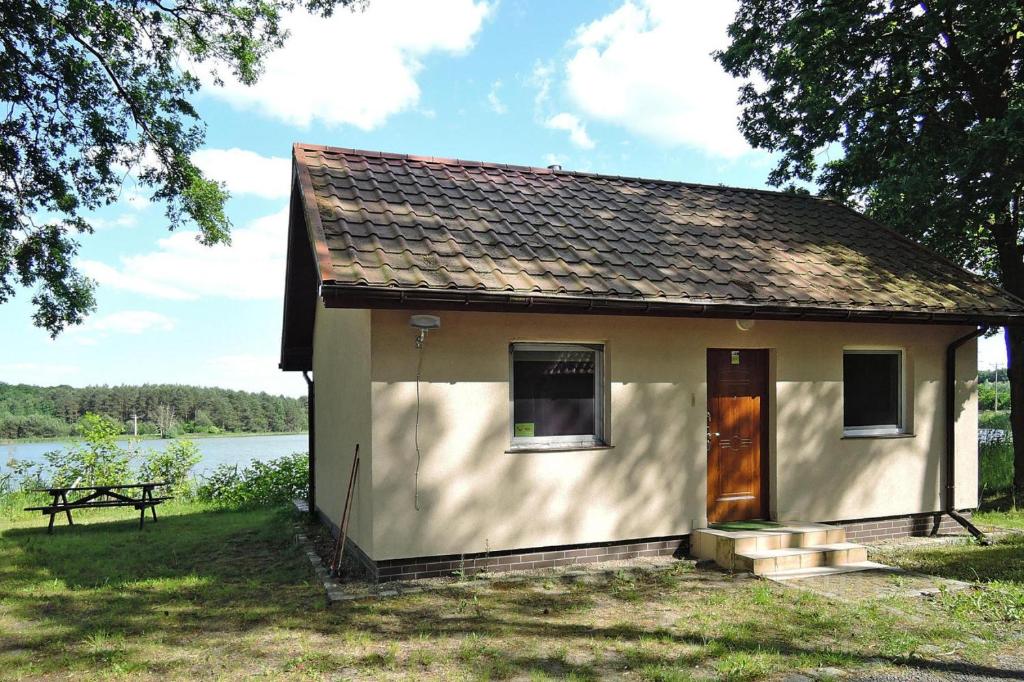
[707, 349, 769, 523]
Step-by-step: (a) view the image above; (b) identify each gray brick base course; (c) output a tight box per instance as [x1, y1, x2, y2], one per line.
[832, 510, 972, 543]
[313, 504, 971, 583]
[373, 535, 689, 582]
[372, 536, 692, 577]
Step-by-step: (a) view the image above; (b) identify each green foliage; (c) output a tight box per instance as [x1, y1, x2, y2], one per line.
[139, 440, 202, 494]
[1, 0, 359, 334]
[980, 439, 1015, 495]
[979, 383, 1011, 412]
[938, 582, 1024, 623]
[717, 3, 1023, 276]
[26, 413, 203, 491]
[980, 410, 1012, 432]
[718, 0, 1024, 496]
[197, 453, 308, 509]
[0, 381, 307, 440]
[0, 412, 73, 439]
[45, 413, 133, 487]
[186, 410, 221, 435]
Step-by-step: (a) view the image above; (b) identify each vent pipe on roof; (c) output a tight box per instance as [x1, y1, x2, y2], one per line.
[547, 164, 562, 171]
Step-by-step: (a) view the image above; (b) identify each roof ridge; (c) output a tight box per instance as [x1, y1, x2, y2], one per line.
[292, 142, 826, 203]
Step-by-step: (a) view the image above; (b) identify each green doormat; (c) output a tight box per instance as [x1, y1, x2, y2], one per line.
[710, 520, 782, 532]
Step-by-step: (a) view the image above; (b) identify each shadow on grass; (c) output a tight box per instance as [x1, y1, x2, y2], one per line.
[877, 534, 1024, 586]
[2, 505, 306, 587]
[328, 603, 1024, 681]
[3, 506, 1023, 679]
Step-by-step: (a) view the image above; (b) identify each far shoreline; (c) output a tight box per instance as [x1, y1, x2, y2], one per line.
[0, 431, 309, 446]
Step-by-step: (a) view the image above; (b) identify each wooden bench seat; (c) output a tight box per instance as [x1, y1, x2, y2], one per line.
[25, 497, 172, 512]
[25, 483, 172, 533]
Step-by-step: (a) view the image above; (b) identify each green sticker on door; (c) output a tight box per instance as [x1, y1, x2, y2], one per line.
[514, 423, 535, 437]
[731, 351, 741, 365]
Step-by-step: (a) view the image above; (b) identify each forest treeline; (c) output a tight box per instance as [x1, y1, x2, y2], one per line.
[0, 382, 307, 440]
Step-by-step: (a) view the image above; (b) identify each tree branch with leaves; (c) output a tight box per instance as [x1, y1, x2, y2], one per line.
[0, 0, 361, 334]
[717, 0, 1024, 499]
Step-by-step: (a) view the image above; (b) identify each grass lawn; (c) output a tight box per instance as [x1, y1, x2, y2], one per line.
[1, 504, 1023, 681]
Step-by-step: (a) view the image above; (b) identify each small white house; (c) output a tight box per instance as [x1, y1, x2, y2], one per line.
[280, 143, 1024, 581]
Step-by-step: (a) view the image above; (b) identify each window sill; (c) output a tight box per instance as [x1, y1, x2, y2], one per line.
[505, 444, 614, 454]
[841, 432, 915, 440]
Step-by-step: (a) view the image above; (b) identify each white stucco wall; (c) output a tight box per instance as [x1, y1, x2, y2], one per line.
[351, 310, 979, 561]
[310, 306, 979, 560]
[312, 303, 373, 554]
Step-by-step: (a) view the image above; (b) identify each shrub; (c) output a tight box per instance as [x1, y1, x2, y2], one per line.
[139, 439, 202, 495]
[197, 452, 308, 509]
[979, 411, 1011, 433]
[45, 413, 132, 487]
[3, 457, 47, 492]
[135, 421, 160, 436]
[980, 439, 1014, 496]
[0, 413, 73, 439]
[185, 410, 221, 435]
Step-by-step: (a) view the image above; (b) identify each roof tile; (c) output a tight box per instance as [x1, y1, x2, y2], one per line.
[294, 144, 1024, 318]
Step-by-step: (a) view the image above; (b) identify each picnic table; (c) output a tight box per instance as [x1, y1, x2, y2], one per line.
[24, 482, 172, 533]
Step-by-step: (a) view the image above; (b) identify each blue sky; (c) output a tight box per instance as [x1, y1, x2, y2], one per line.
[0, 0, 1008, 397]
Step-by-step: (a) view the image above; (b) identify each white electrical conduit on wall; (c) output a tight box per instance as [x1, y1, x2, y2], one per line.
[414, 335, 424, 511]
[409, 314, 441, 513]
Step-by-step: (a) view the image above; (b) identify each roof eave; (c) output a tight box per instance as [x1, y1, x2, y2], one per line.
[321, 283, 1024, 327]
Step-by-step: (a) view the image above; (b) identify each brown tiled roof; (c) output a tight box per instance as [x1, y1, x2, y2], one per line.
[291, 143, 1024, 323]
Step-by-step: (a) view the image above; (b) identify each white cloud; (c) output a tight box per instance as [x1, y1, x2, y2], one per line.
[202, 0, 492, 129]
[528, 60, 555, 111]
[545, 112, 595, 149]
[487, 80, 507, 114]
[564, 0, 750, 158]
[67, 310, 175, 346]
[0, 363, 80, 385]
[543, 152, 568, 168]
[979, 330, 1008, 371]
[192, 148, 290, 200]
[119, 185, 151, 210]
[89, 213, 139, 230]
[204, 354, 305, 396]
[78, 207, 289, 301]
[90, 310, 174, 335]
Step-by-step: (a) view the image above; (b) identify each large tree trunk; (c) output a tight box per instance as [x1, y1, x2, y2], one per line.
[1005, 327, 1024, 504]
[993, 216, 1024, 505]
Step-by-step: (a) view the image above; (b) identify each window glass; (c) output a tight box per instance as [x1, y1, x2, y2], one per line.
[843, 351, 902, 431]
[511, 345, 602, 444]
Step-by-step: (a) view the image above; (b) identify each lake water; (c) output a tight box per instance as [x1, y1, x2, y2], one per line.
[0, 433, 309, 477]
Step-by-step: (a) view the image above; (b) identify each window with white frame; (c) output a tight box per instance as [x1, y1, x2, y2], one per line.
[843, 350, 904, 435]
[510, 343, 605, 449]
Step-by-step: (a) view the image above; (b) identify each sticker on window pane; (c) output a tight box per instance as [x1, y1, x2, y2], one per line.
[512, 347, 598, 438]
[731, 351, 740, 365]
[514, 423, 535, 437]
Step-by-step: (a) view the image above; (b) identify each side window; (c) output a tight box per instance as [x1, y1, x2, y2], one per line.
[843, 350, 904, 435]
[510, 343, 606, 449]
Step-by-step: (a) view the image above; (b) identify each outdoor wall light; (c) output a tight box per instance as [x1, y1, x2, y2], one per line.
[410, 314, 441, 348]
[736, 319, 755, 332]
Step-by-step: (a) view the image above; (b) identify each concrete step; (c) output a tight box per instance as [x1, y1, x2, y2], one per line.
[691, 522, 847, 565]
[734, 542, 868, 574]
[763, 560, 891, 582]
